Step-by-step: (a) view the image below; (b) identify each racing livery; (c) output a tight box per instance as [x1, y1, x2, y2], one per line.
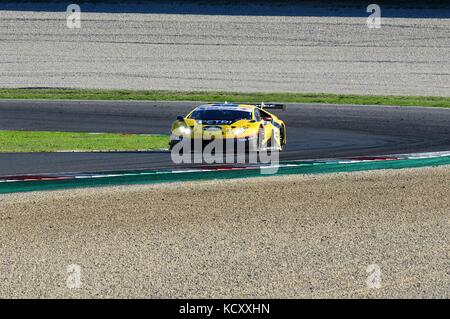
[169, 103, 286, 152]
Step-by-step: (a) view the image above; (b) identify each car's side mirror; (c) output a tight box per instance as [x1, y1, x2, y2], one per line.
[176, 116, 184, 121]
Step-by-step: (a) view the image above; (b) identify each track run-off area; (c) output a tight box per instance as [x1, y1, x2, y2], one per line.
[1, 3, 450, 96]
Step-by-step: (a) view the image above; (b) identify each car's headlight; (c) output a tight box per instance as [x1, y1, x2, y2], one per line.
[178, 126, 191, 135]
[230, 127, 246, 135]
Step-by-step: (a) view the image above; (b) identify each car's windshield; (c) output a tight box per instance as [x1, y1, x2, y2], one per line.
[189, 109, 252, 121]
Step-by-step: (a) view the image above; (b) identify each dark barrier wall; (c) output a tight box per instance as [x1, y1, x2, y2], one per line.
[1, 0, 450, 18]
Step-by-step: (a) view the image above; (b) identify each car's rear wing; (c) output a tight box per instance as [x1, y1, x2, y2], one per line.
[251, 102, 286, 110]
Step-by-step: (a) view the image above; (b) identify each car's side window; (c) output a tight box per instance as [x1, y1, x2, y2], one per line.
[254, 108, 262, 122]
[260, 109, 272, 119]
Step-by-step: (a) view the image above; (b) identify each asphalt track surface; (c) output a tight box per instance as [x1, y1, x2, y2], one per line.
[0, 100, 449, 175]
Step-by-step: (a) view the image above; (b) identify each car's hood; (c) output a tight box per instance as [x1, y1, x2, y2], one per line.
[179, 119, 258, 138]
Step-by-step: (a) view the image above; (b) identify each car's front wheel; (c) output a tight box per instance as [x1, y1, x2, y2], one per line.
[257, 127, 265, 151]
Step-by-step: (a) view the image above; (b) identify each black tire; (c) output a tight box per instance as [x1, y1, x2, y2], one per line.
[257, 127, 265, 151]
[278, 125, 286, 151]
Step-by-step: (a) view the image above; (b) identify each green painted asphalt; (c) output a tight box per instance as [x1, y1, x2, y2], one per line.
[0, 156, 449, 194]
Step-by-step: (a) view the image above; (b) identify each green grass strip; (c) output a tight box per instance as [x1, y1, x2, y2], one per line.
[1, 156, 449, 194]
[0, 130, 169, 152]
[0, 88, 449, 108]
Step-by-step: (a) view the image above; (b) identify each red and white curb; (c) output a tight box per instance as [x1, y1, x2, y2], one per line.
[1, 150, 449, 183]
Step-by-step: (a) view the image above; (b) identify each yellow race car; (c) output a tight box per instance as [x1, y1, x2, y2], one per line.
[169, 103, 286, 152]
